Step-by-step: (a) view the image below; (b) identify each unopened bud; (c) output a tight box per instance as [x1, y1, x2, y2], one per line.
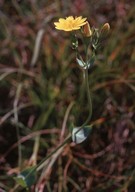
[83, 21, 92, 37]
[100, 23, 110, 38]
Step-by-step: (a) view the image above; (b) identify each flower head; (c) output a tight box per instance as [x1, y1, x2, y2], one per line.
[54, 16, 87, 31]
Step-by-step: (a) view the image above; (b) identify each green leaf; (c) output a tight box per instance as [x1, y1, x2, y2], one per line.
[29, 90, 42, 107]
[14, 175, 27, 188]
[76, 58, 85, 68]
[72, 125, 92, 144]
[87, 54, 95, 68]
[14, 166, 36, 188]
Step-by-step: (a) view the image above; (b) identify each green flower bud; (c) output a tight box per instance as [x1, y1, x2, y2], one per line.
[100, 23, 110, 38]
[83, 21, 92, 37]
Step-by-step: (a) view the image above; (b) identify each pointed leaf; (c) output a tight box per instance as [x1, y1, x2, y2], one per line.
[14, 175, 27, 188]
[14, 166, 36, 188]
[87, 54, 95, 68]
[76, 57, 85, 68]
[72, 126, 92, 144]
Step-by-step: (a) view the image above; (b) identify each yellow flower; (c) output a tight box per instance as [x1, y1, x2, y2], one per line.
[54, 16, 87, 31]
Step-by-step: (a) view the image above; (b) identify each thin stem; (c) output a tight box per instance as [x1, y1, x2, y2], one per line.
[25, 134, 71, 179]
[77, 38, 92, 127]
[81, 68, 92, 127]
[82, 36, 92, 126]
[73, 68, 92, 138]
[36, 134, 71, 169]
[13, 83, 22, 168]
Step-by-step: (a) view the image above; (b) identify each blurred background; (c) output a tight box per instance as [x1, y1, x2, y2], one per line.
[0, 0, 135, 191]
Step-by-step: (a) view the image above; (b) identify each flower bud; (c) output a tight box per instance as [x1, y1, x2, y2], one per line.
[83, 21, 92, 37]
[100, 23, 110, 38]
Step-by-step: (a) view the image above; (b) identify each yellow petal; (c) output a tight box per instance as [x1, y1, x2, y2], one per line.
[66, 16, 74, 21]
[59, 18, 65, 23]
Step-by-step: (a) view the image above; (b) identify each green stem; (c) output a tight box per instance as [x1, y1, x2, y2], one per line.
[14, 83, 22, 168]
[36, 135, 71, 169]
[79, 38, 92, 127]
[25, 135, 71, 179]
[81, 68, 92, 127]
[73, 68, 92, 138]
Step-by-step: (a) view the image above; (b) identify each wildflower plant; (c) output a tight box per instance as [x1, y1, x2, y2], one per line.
[14, 16, 110, 189]
[55, 16, 110, 143]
